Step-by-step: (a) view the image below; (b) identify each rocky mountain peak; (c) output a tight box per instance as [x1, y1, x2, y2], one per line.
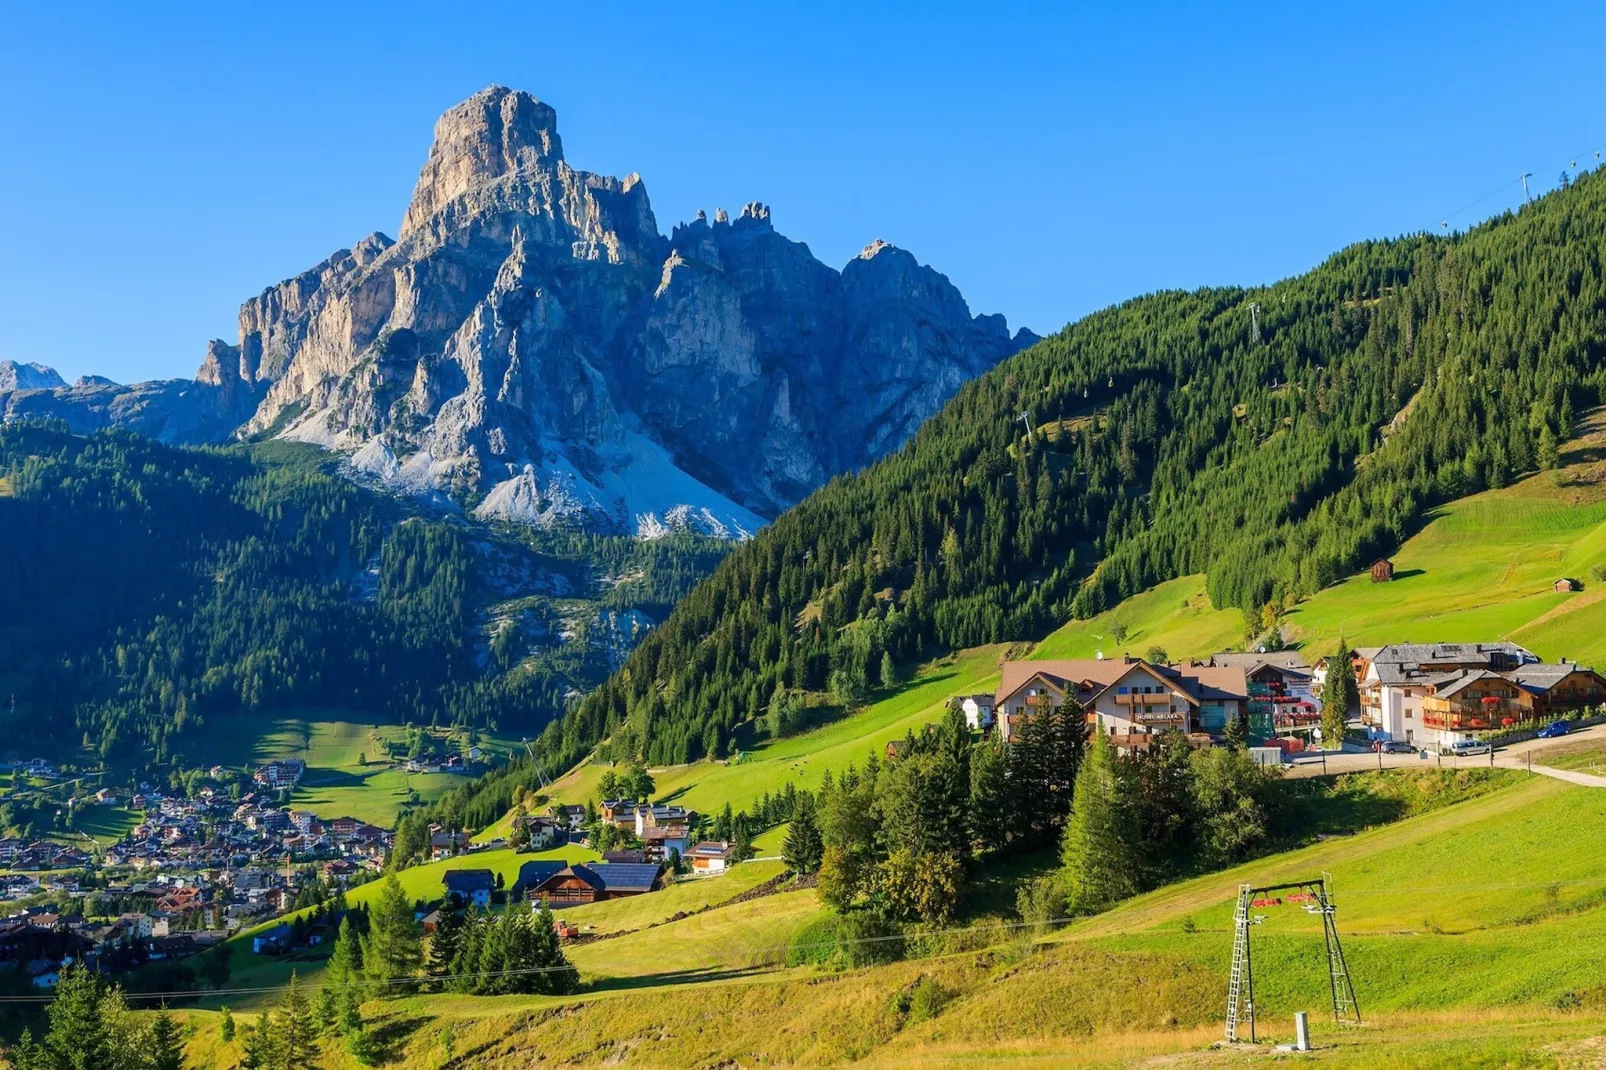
[400, 86, 566, 239]
[0, 360, 66, 392]
[8, 86, 1034, 539]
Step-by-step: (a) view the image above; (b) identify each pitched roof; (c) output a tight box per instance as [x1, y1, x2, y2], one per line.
[510, 861, 565, 893]
[442, 868, 495, 893]
[593, 862, 665, 893]
[1509, 662, 1601, 693]
[1207, 651, 1310, 670]
[997, 658, 1247, 707]
[1430, 670, 1508, 699]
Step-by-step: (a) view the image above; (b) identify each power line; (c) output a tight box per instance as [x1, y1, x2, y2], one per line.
[0, 913, 1084, 1004]
[8, 866, 1603, 1005]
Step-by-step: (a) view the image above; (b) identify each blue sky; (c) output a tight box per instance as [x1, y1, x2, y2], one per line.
[3, 1, 1605, 383]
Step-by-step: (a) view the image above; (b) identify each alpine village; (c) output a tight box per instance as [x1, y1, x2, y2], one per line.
[4, 10, 1606, 1068]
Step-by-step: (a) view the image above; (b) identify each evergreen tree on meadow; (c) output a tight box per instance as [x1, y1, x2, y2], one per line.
[12, 962, 109, 1070]
[240, 1013, 278, 1070]
[426, 904, 465, 988]
[364, 875, 421, 993]
[1061, 731, 1140, 914]
[967, 732, 1011, 850]
[731, 812, 754, 861]
[276, 972, 322, 1070]
[531, 902, 580, 995]
[448, 907, 487, 994]
[148, 1007, 185, 1070]
[1321, 639, 1358, 748]
[782, 796, 824, 873]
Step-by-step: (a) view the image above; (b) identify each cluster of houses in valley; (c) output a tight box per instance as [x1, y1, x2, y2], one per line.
[427, 800, 743, 927]
[960, 640, 1605, 755]
[0, 759, 400, 987]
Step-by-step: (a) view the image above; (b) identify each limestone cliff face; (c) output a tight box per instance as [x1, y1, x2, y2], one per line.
[3, 86, 1035, 535]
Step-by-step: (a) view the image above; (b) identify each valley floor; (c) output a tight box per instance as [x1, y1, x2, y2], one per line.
[161, 772, 1606, 1067]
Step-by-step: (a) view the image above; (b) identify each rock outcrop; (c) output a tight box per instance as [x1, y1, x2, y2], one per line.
[2, 86, 1036, 535]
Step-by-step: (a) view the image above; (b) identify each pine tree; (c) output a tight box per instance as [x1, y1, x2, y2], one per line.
[531, 902, 579, 994]
[782, 796, 824, 873]
[477, 908, 511, 996]
[1060, 731, 1140, 913]
[278, 971, 322, 1069]
[968, 733, 1010, 850]
[879, 650, 898, 689]
[324, 914, 365, 1002]
[40, 962, 110, 1070]
[426, 905, 464, 988]
[148, 1006, 186, 1070]
[219, 1006, 236, 1043]
[1321, 638, 1357, 748]
[448, 908, 485, 994]
[364, 875, 421, 993]
[240, 1014, 278, 1070]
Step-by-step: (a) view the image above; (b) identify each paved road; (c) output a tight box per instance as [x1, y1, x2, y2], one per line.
[1282, 720, 1606, 787]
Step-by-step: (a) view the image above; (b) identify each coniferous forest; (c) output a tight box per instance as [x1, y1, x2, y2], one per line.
[9, 168, 1606, 793]
[0, 429, 724, 763]
[524, 168, 1606, 771]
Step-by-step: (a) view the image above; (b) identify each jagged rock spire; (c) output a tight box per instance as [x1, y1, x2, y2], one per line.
[401, 86, 565, 238]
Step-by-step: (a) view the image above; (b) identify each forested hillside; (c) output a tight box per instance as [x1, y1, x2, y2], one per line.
[529, 168, 1606, 770]
[0, 426, 725, 768]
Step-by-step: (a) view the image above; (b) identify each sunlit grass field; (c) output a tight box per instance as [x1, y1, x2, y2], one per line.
[170, 713, 523, 826]
[1027, 419, 1606, 667]
[543, 644, 1016, 815]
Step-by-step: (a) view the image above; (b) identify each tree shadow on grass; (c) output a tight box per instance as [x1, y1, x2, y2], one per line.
[368, 1008, 435, 1060]
[584, 964, 775, 993]
[296, 766, 371, 788]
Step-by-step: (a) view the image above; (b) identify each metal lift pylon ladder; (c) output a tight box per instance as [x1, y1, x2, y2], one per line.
[1317, 871, 1361, 1027]
[1225, 883, 1255, 1042]
[1224, 875, 1361, 1043]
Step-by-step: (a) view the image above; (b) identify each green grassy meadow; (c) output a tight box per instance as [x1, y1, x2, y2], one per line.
[558, 860, 789, 937]
[169, 773, 1606, 1066]
[72, 804, 142, 845]
[1027, 420, 1606, 667]
[171, 714, 523, 826]
[543, 644, 1016, 815]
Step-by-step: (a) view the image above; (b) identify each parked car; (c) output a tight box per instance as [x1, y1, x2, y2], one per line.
[1536, 721, 1572, 739]
[1445, 739, 1493, 756]
[1378, 740, 1416, 754]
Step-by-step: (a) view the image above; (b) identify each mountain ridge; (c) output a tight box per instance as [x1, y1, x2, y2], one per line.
[0, 86, 1034, 537]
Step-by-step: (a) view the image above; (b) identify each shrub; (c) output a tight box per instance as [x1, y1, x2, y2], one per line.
[907, 976, 953, 1023]
[1016, 874, 1068, 932]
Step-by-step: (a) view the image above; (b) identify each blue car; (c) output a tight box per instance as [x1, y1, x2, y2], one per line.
[1537, 721, 1572, 738]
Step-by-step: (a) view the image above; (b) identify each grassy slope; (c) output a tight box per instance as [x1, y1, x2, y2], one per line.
[174, 714, 523, 826]
[170, 775, 1606, 1066]
[543, 644, 1016, 815]
[526, 419, 1606, 845]
[72, 805, 142, 845]
[1029, 412, 1606, 666]
[558, 860, 788, 937]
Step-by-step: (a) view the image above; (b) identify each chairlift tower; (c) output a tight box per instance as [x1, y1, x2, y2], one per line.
[1018, 411, 1034, 442]
[1225, 874, 1361, 1043]
[1520, 172, 1534, 204]
[521, 739, 552, 789]
[1249, 302, 1261, 345]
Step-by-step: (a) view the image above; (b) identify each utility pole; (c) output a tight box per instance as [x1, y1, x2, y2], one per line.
[1520, 173, 1534, 204]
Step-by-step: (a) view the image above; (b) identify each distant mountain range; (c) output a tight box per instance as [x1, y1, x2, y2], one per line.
[0, 86, 1034, 537]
